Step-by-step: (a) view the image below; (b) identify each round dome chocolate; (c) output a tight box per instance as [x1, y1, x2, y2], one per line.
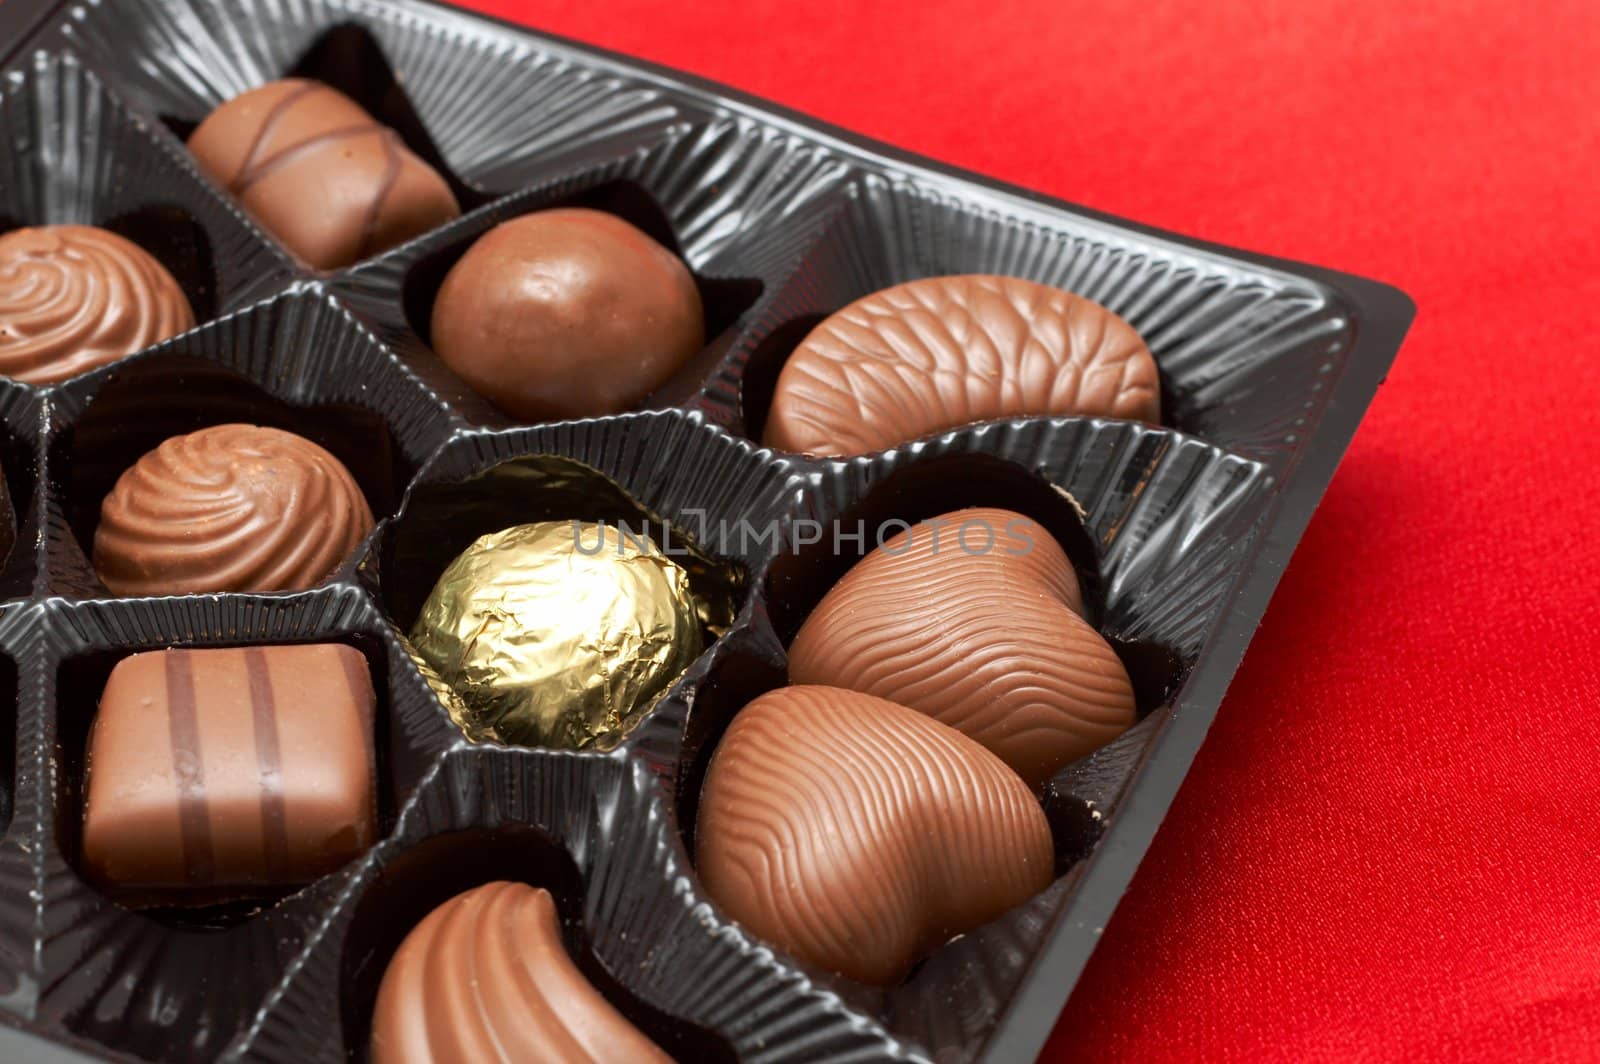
[0, 224, 195, 385]
[92, 423, 374, 596]
[763, 274, 1162, 456]
[188, 78, 461, 270]
[430, 208, 704, 421]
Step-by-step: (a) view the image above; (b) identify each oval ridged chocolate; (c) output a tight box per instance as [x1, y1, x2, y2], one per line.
[763, 274, 1161, 456]
[92, 423, 374, 596]
[370, 882, 671, 1064]
[696, 685, 1054, 984]
[787, 507, 1135, 787]
[188, 78, 461, 270]
[0, 224, 195, 385]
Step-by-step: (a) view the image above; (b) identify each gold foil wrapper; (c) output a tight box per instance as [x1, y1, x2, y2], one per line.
[410, 521, 703, 750]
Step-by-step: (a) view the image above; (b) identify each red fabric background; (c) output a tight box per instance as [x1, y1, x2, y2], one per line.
[459, 1, 1600, 1059]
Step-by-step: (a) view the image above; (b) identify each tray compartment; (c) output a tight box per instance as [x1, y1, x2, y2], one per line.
[244, 751, 754, 1063]
[713, 173, 1356, 472]
[50, 0, 694, 232]
[41, 284, 458, 599]
[333, 118, 851, 429]
[664, 418, 1270, 1061]
[241, 746, 923, 1064]
[4, 589, 454, 1061]
[364, 413, 798, 759]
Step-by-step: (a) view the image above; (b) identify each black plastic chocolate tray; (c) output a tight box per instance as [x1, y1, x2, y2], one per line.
[0, 0, 1415, 1060]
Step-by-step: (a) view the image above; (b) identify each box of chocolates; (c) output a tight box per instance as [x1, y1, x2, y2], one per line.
[0, 0, 1414, 1061]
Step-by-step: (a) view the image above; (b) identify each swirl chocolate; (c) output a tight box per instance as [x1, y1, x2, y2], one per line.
[763, 274, 1161, 455]
[430, 208, 704, 420]
[370, 882, 671, 1064]
[92, 423, 374, 596]
[0, 224, 195, 385]
[188, 79, 461, 270]
[787, 507, 1135, 787]
[697, 685, 1054, 984]
[81, 644, 377, 902]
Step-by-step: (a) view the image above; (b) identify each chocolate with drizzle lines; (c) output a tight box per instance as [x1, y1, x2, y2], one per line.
[188, 78, 460, 270]
[80, 644, 378, 901]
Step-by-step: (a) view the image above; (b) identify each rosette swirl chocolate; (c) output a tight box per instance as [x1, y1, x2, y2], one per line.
[409, 521, 702, 749]
[0, 224, 194, 384]
[370, 882, 671, 1064]
[92, 423, 374, 596]
[764, 274, 1161, 455]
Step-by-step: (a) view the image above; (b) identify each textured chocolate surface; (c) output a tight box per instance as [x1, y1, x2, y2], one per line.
[788, 507, 1134, 787]
[697, 685, 1054, 984]
[370, 881, 671, 1064]
[0, 224, 195, 385]
[430, 208, 704, 420]
[188, 78, 460, 270]
[80, 644, 377, 898]
[763, 274, 1161, 456]
[92, 423, 374, 597]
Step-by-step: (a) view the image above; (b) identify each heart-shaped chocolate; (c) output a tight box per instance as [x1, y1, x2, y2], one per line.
[696, 685, 1053, 984]
[788, 507, 1136, 787]
[763, 274, 1161, 456]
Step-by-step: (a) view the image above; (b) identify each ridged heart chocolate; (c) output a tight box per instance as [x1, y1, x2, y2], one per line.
[763, 274, 1161, 456]
[370, 882, 670, 1063]
[697, 685, 1053, 984]
[788, 506, 1136, 787]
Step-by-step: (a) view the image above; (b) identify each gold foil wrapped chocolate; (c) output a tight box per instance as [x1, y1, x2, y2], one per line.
[410, 521, 703, 749]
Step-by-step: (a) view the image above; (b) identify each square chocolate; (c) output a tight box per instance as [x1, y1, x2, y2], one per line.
[81, 644, 378, 898]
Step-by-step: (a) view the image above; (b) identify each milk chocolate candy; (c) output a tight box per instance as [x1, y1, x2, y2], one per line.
[80, 644, 378, 900]
[0, 224, 195, 384]
[370, 882, 671, 1064]
[763, 274, 1161, 456]
[92, 423, 375, 597]
[430, 208, 705, 420]
[697, 685, 1053, 984]
[787, 507, 1135, 787]
[188, 79, 461, 270]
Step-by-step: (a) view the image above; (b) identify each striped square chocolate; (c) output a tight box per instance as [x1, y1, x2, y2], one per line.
[81, 644, 378, 898]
